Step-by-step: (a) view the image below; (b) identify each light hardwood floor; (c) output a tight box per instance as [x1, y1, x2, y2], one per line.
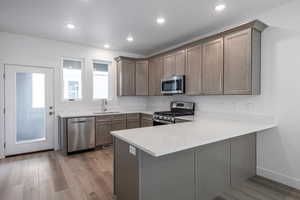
[1, 148, 300, 200]
[0, 148, 113, 200]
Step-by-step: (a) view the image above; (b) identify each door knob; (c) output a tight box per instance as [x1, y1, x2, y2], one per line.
[49, 111, 54, 116]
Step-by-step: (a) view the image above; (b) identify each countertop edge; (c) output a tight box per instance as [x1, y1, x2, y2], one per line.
[111, 124, 277, 157]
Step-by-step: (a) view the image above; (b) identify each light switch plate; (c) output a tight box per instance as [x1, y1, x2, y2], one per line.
[129, 145, 136, 156]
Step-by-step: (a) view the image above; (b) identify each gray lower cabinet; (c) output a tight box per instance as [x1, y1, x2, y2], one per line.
[127, 113, 141, 129]
[230, 134, 256, 186]
[196, 141, 230, 200]
[95, 120, 112, 146]
[114, 133, 257, 200]
[112, 114, 127, 131]
[141, 114, 153, 127]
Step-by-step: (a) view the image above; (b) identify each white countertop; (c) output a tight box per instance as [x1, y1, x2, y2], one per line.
[111, 113, 276, 157]
[58, 110, 155, 118]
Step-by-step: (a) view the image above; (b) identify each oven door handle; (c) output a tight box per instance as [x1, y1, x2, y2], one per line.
[153, 119, 174, 124]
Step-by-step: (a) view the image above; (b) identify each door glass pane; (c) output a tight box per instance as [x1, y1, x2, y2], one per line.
[16, 72, 46, 143]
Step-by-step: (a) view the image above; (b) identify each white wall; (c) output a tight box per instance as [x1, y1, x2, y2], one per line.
[0, 32, 148, 153]
[146, 0, 300, 189]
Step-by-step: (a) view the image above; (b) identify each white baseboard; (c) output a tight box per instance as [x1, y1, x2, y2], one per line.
[257, 167, 300, 190]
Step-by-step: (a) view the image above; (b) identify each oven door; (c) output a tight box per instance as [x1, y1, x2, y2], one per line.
[161, 76, 185, 94]
[153, 119, 174, 126]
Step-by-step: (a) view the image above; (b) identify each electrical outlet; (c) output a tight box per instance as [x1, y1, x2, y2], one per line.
[129, 145, 136, 156]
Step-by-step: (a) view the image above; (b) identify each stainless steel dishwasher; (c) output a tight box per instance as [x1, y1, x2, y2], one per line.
[67, 117, 95, 153]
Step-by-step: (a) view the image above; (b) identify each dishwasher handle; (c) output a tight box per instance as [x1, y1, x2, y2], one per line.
[71, 120, 88, 124]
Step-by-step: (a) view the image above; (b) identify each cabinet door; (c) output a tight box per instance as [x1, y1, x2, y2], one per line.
[96, 121, 112, 146]
[136, 60, 149, 96]
[141, 119, 153, 127]
[186, 45, 202, 95]
[175, 50, 186, 76]
[163, 54, 176, 78]
[117, 60, 136, 96]
[202, 38, 224, 94]
[112, 120, 126, 131]
[231, 134, 256, 187]
[149, 57, 163, 96]
[224, 29, 252, 94]
[196, 141, 230, 200]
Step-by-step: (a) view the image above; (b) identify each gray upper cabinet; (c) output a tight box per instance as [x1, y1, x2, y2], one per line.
[175, 50, 186, 76]
[163, 54, 175, 78]
[135, 60, 149, 96]
[224, 28, 261, 95]
[116, 57, 136, 96]
[163, 50, 186, 79]
[149, 57, 163, 96]
[186, 45, 202, 95]
[202, 38, 224, 95]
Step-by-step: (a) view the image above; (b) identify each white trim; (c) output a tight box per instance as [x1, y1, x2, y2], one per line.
[0, 64, 4, 159]
[257, 167, 300, 190]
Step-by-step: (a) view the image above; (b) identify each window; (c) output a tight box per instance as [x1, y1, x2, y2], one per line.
[32, 73, 45, 108]
[62, 58, 83, 101]
[93, 61, 109, 99]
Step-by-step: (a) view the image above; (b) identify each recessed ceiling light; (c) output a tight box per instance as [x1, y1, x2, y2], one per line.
[127, 36, 134, 42]
[66, 23, 75, 29]
[156, 17, 165, 25]
[104, 44, 110, 48]
[215, 3, 226, 11]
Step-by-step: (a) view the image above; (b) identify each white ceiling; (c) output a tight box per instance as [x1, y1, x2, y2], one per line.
[0, 0, 292, 55]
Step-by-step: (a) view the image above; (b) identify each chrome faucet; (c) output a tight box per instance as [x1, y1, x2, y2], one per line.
[103, 99, 108, 112]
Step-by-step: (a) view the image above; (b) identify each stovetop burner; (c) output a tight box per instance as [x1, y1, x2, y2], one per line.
[153, 101, 195, 124]
[153, 111, 194, 117]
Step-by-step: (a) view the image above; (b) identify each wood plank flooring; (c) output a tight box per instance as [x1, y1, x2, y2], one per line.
[0, 147, 113, 200]
[1, 147, 300, 200]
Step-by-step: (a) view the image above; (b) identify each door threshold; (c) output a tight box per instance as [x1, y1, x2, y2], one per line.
[5, 148, 54, 158]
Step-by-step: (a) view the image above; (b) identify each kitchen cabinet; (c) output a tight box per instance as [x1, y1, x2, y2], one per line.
[112, 114, 127, 131]
[96, 115, 113, 146]
[126, 113, 141, 129]
[163, 50, 186, 79]
[202, 38, 224, 95]
[114, 133, 257, 200]
[224, 28, 261, 95]
[186, 45, 202, 95]
[196, 141, 230, 200]
[230, 134, 256, 186]
[116, 57, 136, 96]
[135, 60, 149, 96]
[141, 113, 153, 127]
[149, 57, 163, 96]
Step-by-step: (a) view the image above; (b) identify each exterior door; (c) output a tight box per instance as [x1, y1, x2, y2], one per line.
[5, 65, 54, 156]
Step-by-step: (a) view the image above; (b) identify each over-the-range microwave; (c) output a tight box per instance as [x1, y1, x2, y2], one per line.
[161, 75, 185, 95]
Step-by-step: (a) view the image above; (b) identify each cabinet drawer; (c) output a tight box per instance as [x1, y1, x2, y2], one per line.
[112, 121, 127, 131]
[127, 113, 140, 120]
[141, 119, 153, 127]
[96, 115, 113, 122]
[112, 114, 127, 121]
[141, 113, 153, 121]
[127, 121, 141, 129]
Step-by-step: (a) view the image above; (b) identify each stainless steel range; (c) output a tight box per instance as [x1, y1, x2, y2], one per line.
[153, 101, 195, 125]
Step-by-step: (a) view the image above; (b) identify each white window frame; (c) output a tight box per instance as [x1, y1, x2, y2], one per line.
[61, 57, 84, 102]
[92, 60, 111, 101]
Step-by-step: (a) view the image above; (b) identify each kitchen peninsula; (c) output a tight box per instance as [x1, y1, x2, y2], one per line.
[111, 114, 276, 200]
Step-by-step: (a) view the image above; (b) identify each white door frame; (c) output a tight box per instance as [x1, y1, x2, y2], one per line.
[4, 64, 55, 156]
[0, 64, 4, 159]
